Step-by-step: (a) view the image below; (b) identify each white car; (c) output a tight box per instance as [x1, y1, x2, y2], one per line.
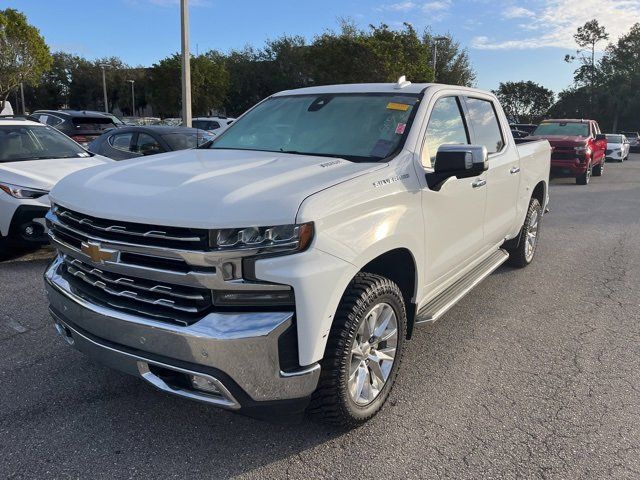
[605, 134, 630, 162]
[0, 119, 112, 247]
[45, 80, 550, 426]
[191, 116, 235, 133]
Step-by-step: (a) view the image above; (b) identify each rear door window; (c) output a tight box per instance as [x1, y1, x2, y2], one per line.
[133, 132, 163, 155]
[464, 97, 505, 154]
[108, 132, 134, 152]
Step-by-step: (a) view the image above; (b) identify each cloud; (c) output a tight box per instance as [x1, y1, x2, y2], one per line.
[472, 0, 640, 50]
[503, 6, 535, 18]
[377, 0, 452, 20]
[377, 1, 417, 11]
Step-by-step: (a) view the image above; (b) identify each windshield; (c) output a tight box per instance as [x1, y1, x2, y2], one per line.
[0, 125, 89, 163]
[606, 134, 623, 143]
[211, 93, 420, 161]
[161, 132, 215, 150]
[533, 122, 589, 137]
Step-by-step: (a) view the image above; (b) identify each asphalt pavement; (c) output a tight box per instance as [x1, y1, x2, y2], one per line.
[1, 155, 639, 479]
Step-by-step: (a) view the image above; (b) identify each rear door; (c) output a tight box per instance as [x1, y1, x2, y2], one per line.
[462, 95, 520, 247]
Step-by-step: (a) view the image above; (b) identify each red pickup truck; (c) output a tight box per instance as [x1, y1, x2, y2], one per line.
[528, 119, 607, 185]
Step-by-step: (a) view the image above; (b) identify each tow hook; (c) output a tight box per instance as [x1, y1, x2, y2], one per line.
[54, 322, 75, 346]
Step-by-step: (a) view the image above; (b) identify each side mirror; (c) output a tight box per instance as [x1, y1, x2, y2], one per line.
[433, 144, 488, 177]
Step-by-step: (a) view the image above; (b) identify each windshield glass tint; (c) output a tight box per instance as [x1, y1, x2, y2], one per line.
[606, 134, 623, 143]
[211, 93, 419, 161]
[533, 122, 589, 137]
[0, 125, 88, 162]
[161, 132, 214, 150]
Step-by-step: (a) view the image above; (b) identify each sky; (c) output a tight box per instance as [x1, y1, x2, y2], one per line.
[6, 0, 640, 95]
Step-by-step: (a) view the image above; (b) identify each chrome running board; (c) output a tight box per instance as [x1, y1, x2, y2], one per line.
[416, 249, 509, 324]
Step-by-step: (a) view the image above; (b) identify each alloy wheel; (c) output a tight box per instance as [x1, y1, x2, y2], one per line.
[524, 208, 540, 262]
[348, 302, 398, 406]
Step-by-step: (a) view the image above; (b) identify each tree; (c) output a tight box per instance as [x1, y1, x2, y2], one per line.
[493, 81, 554, 123]
[423, 32, 475, 86]
[0, 8, 52, 111]
[564, 19, 608, 115]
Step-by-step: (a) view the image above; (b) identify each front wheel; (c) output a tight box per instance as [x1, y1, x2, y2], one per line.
[506, 197, 543, 268]
[592, 160, 604, 176]
[576, 163, 592, 185]
[308, 273, 407, 427]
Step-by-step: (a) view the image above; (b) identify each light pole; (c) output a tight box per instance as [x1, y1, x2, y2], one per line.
[180, 0, 192, 127]
[20, 82, 26, 114]
[127, 80, 135, 116]
[99, 64, 111, 113]
[431, 36, 448, 82]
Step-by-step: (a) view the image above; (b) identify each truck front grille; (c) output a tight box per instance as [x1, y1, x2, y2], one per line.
[55, 205, 209, 250]
[48, 205, 217, 326]
[60, 256, 213, 325]
[551, 147, 578, 161]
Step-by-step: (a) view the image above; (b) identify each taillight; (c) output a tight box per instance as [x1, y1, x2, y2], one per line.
[71, 135, 93, 146]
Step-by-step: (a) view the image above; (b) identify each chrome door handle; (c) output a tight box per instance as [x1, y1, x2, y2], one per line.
[472, 178, 486, 188]
[510, 166, 521, 174]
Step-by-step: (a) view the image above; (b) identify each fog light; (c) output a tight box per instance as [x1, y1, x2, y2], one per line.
[190, 374, 221, 394]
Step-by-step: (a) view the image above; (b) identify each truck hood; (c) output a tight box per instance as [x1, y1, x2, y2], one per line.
[50, 149, 386, 228]
[0, 155, 112, 191]
[527, 135, 588, 147]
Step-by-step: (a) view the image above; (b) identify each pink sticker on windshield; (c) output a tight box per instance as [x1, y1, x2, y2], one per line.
[395, 123, 406, 135]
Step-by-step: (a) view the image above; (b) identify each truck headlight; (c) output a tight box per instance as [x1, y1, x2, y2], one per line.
[210, 222, 314, 253]
[0, 182, 49, 199]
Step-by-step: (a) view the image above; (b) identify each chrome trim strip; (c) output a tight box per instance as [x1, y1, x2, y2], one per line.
[57, 207, 203, 242]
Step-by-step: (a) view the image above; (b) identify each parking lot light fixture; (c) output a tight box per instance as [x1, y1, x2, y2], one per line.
[432, 36, 448, 82]
[180, 0, 192, 127]
[99, 64, 112, 113]
[127, 80, 135, 116]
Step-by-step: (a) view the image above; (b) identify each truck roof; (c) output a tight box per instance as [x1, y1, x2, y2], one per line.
[272, 82, 487, 97]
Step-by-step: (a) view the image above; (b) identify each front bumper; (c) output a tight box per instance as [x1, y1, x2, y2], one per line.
[550, 159, 587, 177]
[7, 205, 50, 244]
[44, 257, 320, 410]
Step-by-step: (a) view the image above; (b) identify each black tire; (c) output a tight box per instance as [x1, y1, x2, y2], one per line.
[592, 160, 604, 176]
[307, 272, 407, 427]
[506, 197, 543, 268]
[576, 163, 591, 185]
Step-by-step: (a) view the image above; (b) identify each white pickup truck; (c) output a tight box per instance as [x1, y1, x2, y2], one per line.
[44, 80, 550, 426]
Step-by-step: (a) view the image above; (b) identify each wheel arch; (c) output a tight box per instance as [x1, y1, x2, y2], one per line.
[356, 247, 419, 339]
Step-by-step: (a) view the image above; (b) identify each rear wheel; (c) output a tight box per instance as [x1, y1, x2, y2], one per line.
[576, 163, 591, 185]
[308, 273, 406, 427]
[506, 197, 543, 268]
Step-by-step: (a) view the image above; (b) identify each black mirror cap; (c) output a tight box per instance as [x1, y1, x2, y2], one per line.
[434, 144, 488, 175]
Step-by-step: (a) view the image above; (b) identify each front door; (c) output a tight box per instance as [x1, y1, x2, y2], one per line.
[419, 95, 488, 288]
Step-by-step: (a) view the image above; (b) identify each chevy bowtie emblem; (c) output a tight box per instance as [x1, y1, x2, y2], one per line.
[81, 241, 118, 264]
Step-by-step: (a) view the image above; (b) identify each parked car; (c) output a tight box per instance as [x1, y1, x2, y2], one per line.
[30, 110, 118, 148]
[160, 117, 182, 126]
[605, 134, 630, 162]
[44, 80, 551, 426]
[191, 116, 235, 133]
[87, 125, 215, 160]
[0, 118, 111, 248]
[620, 131, 640, 152]
[509, 123, 537, 135]
[528, 119, 607, 185]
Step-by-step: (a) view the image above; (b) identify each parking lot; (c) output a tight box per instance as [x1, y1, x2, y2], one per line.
[1, 155, 639, 479]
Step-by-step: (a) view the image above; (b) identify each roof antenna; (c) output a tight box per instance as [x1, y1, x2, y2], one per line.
[395, 75, 411, 89]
